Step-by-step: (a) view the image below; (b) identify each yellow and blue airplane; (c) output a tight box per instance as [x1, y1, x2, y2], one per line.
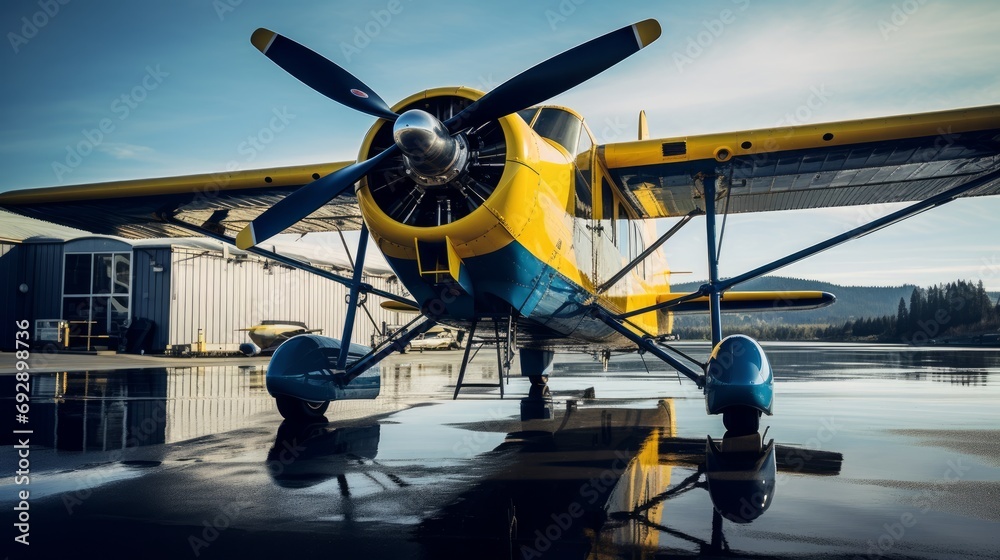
[3, 19, 1000, 429]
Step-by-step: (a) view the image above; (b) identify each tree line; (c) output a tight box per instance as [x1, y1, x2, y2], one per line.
[672, 279, 1000, 344]
[841, 279, 999, 343]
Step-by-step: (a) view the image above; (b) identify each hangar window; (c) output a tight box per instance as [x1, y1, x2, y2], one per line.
[63, 252, 131, 349]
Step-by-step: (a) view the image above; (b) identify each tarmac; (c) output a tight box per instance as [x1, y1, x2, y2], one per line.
[2, 342, 999, 559]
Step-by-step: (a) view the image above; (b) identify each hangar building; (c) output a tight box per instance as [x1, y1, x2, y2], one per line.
[0, 211, 406, 354]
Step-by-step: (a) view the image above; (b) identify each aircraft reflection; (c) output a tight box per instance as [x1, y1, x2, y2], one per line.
[602, 430, 842, 557]
[264, 396, 843, 557]
[268, 421, 387, 489]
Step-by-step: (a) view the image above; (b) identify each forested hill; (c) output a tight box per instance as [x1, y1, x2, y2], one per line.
[670, 276, 916, 325]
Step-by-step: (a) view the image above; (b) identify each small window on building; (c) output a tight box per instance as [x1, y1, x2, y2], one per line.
[64, 254, 92, 295]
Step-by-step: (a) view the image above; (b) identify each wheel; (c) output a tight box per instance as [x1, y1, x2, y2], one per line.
[528, 375, 548, 386]
[722, 406, 760, 435]
[275, 396, 330, 421]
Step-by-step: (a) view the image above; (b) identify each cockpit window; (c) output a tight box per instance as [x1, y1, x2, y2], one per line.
[531, 108, 583, 153]
[516, 108, 539, 126]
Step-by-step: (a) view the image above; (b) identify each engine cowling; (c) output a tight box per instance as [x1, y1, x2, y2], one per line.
[361, 88, 515, 228]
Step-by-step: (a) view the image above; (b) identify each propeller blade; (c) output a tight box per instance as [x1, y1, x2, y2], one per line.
[445, 19, 660, 133]
[235, 147, 397, 249]
[251, 28, 398, 122]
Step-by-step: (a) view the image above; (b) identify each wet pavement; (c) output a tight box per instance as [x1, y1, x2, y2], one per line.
[2, 343, 999, 559]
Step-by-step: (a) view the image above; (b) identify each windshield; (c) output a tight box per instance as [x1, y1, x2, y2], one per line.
[530, 108, 583, 153]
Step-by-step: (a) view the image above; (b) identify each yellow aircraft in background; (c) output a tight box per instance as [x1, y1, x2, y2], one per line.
[3, 19, 999, 429]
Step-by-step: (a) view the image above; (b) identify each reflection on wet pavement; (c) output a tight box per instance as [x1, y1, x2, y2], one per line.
[1, 344, 999, 559]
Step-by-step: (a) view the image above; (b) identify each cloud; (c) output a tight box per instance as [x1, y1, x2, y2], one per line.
[97, 143, 156, 161]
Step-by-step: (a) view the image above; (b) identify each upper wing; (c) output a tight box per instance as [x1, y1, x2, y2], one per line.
[0, 161, 361, 238]
[600, 105, 1000, 218]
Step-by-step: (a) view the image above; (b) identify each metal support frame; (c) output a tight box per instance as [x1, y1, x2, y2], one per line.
[493, 320, 507, 398]
[594, 308, 705, 387]
[598, 209, 703, 294]
[453, 319, 479, 400]
[337, 223, 369, 370]
[453, 315, 512, 399]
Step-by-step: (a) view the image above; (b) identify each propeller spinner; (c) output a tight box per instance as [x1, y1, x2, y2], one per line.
[236, 20, 661, 250]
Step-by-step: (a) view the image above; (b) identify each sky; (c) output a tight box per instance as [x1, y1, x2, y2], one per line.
[1, 0, 999, 289]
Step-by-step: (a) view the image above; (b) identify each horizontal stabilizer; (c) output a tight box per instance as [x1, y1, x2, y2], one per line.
[657, 291, 835, 314]
[380, 300, 421, 313]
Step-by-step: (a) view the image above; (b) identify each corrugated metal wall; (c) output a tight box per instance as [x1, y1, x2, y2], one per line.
[23, 241, 64, 320]
[2, 241, 68, 349]
[167, 247, 406, 351]
[0, 242, 21, 351]
[16, 241, 65, 343]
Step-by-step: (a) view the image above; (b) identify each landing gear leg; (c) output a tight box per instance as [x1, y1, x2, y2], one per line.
[722, 406, 760, 435]
[520, 348, 554, 389]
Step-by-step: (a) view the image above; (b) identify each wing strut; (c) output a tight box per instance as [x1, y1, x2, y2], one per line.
[616, 167, 1000, 323]
[598, 208, 703, 294]
[336, 223, 370, 370]
[714, 167, 1000, 292]
[704, 175, 725, 347]
[593, 308, 705, 387]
